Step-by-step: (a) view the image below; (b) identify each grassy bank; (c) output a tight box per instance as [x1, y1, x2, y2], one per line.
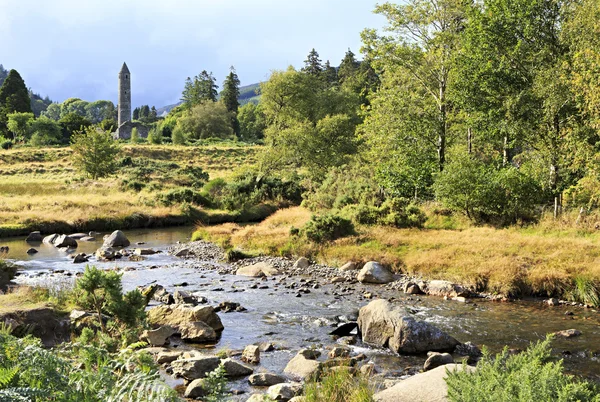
[192, 207, 600, 302]
[0, 144, 262, 237]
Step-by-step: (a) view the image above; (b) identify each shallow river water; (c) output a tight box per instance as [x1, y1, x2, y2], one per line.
[3, 226, 600, 394]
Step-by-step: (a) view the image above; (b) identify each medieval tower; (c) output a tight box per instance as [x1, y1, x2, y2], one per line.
[118, 62, 131, 126]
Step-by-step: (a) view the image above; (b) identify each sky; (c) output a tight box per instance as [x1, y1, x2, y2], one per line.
[0, 0, 386, 109]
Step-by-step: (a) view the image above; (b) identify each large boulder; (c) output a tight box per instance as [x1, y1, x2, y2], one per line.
[148, 304, 224, 333]
[423, 352, 454, 371]
[54, 235, 78, 248]
[25, 231, 43, 242]
[171, 357, 221, 380]
[103, 230, 130, 248]
[357, 299, 459, 354]
[267, 383, 303, 402]
[140, 326, 177, 347]
[422, 280, 468, 298]
[248, 373, 287, 386]
[357, 262, 394, 284]
[95, 247, 116, 260]
[236, 262, 280, 277]
[374, 364, 474, 402]
[221, 358, 254, 377]
[184, 378, 208, 399]
[42, 234, 58, 244]
[283, 350, 322, 381]
[179, 321, 217, 343]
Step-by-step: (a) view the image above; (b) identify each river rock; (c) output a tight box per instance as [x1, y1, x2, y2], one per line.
[135, 248, 157, 256]
[357, 262, 394, 284]
[339, 261, 358, 272]
[184, 378, 208, 399]
[180, 321, 217, 343]
[328, 346, 350, 359]
[171, 356, 221, 380]
[357, 299, 459, 354]
[283, 350, 322, 381]
[26, 248, 38, 255]
[423, 280, 467, 298]
[68, 233, 88, 239]
[241, 345, 260, 364]
[54, 234, 78, 248]
[267, 383, 303, 402]
[423, 352, 454, 371]
[374, 364, 474, 402]
[554, 329, 582, 338]
[248, 372, 287, 386]
[79, 236, 96, 242]
[95, 247, 116, 260]
[25, 231, 43, 242]
[293, 257, 310, 269]
[140, 326, 177, 346]
[404, 282, 423, 295]
[236, 262, 280, 277]
[173, 290, 196, 305]
[221, 358, 254, 377]
[103, 230, 130, 248]
[72, 253, 88, 263]
[156, 351, 182, 364]
[329, 322, 358, 337]
[174, 248, 192, 257]
[148, 304, 224, 333]
[42, 234, 58, 244]
[547, 298, 559, 306]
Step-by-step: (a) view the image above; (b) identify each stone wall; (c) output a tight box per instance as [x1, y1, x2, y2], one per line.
[115, 121, 150, 140]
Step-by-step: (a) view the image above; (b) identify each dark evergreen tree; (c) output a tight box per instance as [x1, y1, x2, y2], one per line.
[0, 64, 8, 88]
[0, 69, 32, 135]
[302, 48, 323, 75]
[181, 70, 219, 106]
[140, 105, 150, 119]
[322, 60, 338, 88]
[132, 107, 140, 120]
[150, 106, 157, 120]
[221, 66, 241, 137]
[338, 48, 360, 84]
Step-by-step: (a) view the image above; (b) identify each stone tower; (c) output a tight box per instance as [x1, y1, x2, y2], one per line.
[118, 62, 131, 126]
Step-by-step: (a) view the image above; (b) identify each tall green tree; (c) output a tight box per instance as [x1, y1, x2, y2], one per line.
[302, 48, 323, 75]
[0, 64, 7, 87]
[71, 127, 120, 179]
[6, 112, 34, 142]
[221, 66, 241, 137]
[321, 60, 338, 88]
[132, 107, 140, 120]
[0, 69, 32, 135]
[362, 0, 467, 172]
[181, 70, 219, 106]
[338, 49, 360, 84]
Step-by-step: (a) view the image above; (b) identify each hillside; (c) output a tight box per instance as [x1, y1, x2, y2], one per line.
[156, 82, 261, 116]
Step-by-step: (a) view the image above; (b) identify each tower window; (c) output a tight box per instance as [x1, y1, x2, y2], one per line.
[126, 75, 128, 79]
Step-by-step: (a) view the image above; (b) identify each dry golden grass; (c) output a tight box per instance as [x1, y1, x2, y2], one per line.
[195, 207, 600, 297]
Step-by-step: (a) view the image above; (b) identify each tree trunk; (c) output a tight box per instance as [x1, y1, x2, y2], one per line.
[503, 134, 509, 166]
[467, 127, 472, 154]
[438, 74, 447, 171]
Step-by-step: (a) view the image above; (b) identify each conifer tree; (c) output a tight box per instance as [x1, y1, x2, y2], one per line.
[221, 66, 241, 137]
[302, 48, 323, 75]
[322, 60, 338, 88]
[181, 70, 219, 106]
[0, 69, 32, 135]
[132, 107, 140, 120]
[338, 48, 360, 84]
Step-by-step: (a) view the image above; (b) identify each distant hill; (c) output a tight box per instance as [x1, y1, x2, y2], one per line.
[156, 82, 261, 116]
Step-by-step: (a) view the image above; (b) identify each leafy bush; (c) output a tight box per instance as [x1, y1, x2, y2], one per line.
[302, 214, 355, 243]
[446, 335, 600, 402]
[342, 198, 427, 228]
[71, 127, 121, 179]
[0, 138, 13, 150]
[156, 188, 210, 207]
[203, 363, 229, 402]
[434, 154, 542, 225]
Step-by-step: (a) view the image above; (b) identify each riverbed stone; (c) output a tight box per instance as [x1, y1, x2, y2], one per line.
[184, 378, 208, 398]
[103, 230, 130, 248]
[328, 346, 350, 359]
[171, 356, 221, 380]
[72, 253, 88, 263]
[283, 350, 322, 381]
[293, 257, 310, 269]
[135, 248, 157, 256]
[404, 282, 423, 295]
[267, 382, 303, 401]
[95, 247, 116, 260]
[357, 262, 394, 284]
[357, 299, 459, 354]
[339, 261, 358, 272]
[79, 236, 96, 242]
[156, 351, 182, 364]
[424, 280, 467, 298]
[140, 326, 177, 346]
[26, 248, 38, 255]
[221, 358, 254, 377]
[329, 322, 358, 337]
[241, 345, 260, 364]
[374, 364, 474, 402]
[424, 352, 454, 371]
[68, 233, 88, 239]
[54, 234, 78, 248]
[25, 231, 43, 242]
[554, 329, 582, 338]
[179, 321, 217, 343]
[236, 262, 280, 277]
[42, 234, 58, 244]
[173, 290, 196, 305]
[148, 304, 224, 333]
[248, 372, 287, 386]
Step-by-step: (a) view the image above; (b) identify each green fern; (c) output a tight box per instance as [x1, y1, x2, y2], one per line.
[0, 366, 17, 388]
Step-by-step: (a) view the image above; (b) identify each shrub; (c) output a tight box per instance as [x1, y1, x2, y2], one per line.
[156, 188, 209, 206]
[0, 138, 13, 149]
[302, 214, 355, 243]
[71, 127, 121, 179]
[342, 198, 427, 228]
[146, 127, 162, 145]
[446, 335, 600, 402]
[130, 127, 140, 144]
[225, 248, 251, 262]
[171, 126, 186, 145]
[304, 367, 374, 402]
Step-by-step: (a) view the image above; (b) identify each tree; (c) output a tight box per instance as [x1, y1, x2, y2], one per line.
[85, 100, 116, 124]
[132, 107, 140, 120]
[362, 0, 467, 171]
[130, 127, 140, 144]
[238, 103, 267, 141]
[181, 70, 218, 106]
[321, 60, 338, 88]
[150, 106, 158, 120]
[29, 116, 62, 146]
[140, 105, 150, 119]
[59, 113, 92, 143]
[6, 112, 33, 142]
[176, 101, 234, 140]
[0, 64, 7, 87]
[71, 126, 120, 179]
[42, 103, 61, 120]
[302, 48, 323, 75]
[0, 69, 32, 135]
[221, 66, 241, 137]
[338, 48, 360, 84]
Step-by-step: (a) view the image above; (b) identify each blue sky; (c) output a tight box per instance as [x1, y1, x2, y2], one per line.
[0, 0, 385, 109]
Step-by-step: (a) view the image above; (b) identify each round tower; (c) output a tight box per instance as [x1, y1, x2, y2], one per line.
[118, 62, 131, 127]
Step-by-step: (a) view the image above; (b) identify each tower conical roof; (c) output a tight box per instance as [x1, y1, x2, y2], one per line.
[119, 62, 130, 74]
